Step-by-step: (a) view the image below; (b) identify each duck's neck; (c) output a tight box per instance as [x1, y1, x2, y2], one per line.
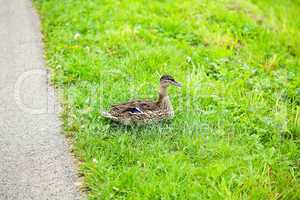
[157, 86, 174, 115]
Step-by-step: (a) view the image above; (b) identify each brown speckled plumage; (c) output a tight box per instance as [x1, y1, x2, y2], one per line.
[102, 75, 181, 125]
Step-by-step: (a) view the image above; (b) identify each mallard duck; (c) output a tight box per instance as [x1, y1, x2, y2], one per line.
[102, 75, 182, 125]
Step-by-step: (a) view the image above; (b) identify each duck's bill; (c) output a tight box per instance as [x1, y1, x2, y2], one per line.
[173, 81, 182, 87]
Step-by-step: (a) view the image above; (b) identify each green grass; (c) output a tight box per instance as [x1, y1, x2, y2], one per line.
[34, 0, 299, 199]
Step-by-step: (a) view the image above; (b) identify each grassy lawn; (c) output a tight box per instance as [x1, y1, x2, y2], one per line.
[34, 0, 299, 199]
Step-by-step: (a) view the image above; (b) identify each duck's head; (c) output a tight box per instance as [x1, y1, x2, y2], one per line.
[160, 75, 182, 88]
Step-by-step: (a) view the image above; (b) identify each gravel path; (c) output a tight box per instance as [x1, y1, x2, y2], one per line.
[0, 0, 84, 199]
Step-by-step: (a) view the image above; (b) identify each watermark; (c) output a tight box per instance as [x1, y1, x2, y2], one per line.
[11, 68, 206, 115]
[14, 68, 58, 114]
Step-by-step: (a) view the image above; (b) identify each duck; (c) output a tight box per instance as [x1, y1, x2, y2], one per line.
[102, 75, 182, 125]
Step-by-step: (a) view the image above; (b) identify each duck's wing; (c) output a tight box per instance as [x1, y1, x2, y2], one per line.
[110, 100, 159, 114]
[103, 100, 169, 125]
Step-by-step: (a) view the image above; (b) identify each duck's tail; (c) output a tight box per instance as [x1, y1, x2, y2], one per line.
[102, 111, 118, 120]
